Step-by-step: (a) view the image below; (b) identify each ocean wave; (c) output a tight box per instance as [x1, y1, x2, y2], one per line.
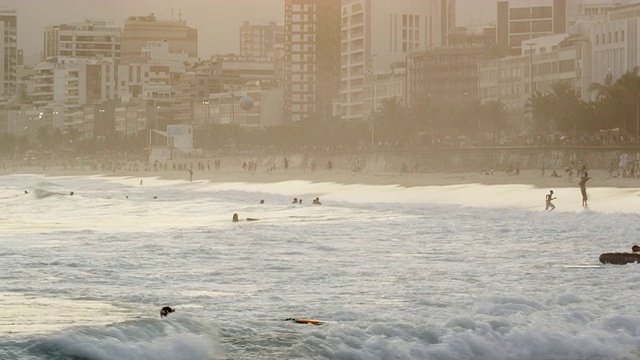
[33, 188, 68, 199]
[0, 316, 224, 360]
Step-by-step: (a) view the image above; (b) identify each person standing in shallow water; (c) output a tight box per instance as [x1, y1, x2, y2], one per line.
[545, 190, 556, 211]
[579, 175, 590, 207]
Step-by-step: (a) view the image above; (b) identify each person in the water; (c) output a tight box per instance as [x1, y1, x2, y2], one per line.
[312, 197, 321, 205]
[578, 175, 591, 207]
[232, 213, 239, 222]
[632, 245, 640, 253]
[160, 306, 175, 317]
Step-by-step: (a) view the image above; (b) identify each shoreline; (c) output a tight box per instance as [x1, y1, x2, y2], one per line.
[3, 166, 640, 189]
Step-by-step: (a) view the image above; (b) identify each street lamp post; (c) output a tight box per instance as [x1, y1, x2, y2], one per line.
[98, 109, 105, 137]
[525, 42, 536, 97]
[371, 83, 375, 150]
[202, 100, 210, 125]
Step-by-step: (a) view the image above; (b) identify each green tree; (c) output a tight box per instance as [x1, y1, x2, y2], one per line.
[409, 94, 440, 145]
[588, 72, 619, 130]
[547, 81, 583, 133]
[478, 100, 508, 142]
[36, 126, 51, 150]
[610, 68, 640, 137]
[374, 97, 410, 143]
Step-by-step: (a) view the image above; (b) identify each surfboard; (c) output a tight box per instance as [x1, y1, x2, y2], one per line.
[285, 318, 324, 325]
[560, 265, 602, 269]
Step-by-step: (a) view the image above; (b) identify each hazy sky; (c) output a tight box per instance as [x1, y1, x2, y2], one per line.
[4, 0, 498, 62]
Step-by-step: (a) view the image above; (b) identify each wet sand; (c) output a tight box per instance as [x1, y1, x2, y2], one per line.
[2, 166, 638, 189]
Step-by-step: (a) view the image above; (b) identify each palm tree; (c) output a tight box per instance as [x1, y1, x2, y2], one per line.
[409, 94, 439, 146]
[525, 91, 553, 134]
[36, 126, 51, 150]
[610, 68, 640, 138]
[375, 97, 410, 143]
[478, 100, 508, 142]
[588, 72, 619, 130]
[588, 72, 615, 102]
[546, 81, 582, 134]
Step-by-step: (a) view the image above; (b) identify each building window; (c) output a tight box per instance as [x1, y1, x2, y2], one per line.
[531, 20, 552, 32]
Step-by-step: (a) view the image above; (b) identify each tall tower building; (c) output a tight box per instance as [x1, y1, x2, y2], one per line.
[497, 0, 567, 56]
[340, 0, 453, 121]
[121, 13, 197, 64]
[44, 20, 121, 61]
[0, 8, 17, 97]
[240, 21, 285, 59]
[284, 0, 341, 123]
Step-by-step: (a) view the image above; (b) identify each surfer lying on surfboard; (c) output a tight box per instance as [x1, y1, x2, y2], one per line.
[284, 317, 324, 325]
[232, 213, 259, 222]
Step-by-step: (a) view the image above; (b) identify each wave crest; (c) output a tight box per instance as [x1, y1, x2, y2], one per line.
[1, 316, 224, 360]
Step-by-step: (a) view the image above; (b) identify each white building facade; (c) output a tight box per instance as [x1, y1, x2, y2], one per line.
[43, 20, 121, 61]
[340, 0, 454, 121]
[587, 2, 640, 87]
[479, 34, 590, 113]
[0, 8, 17, 97]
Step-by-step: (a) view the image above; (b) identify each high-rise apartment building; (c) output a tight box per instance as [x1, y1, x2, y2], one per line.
[44, 20, 121, 61]
[340, 0, 454, 120]
[284, 0, 341, 123]
[588, 2, 640, 86]
[0, 8, 17, 96]
[121, 13, 197, 64]
[497, 0, 567, 56]
[240, 21, 285, 59]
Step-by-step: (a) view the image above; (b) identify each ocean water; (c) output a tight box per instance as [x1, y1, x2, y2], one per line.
[1, 173, 640, 360]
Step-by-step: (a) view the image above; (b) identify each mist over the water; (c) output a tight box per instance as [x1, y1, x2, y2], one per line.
[1, 174, 640, 359]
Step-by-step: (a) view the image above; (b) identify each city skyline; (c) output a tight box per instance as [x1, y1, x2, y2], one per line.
[3, 0, 497, 62]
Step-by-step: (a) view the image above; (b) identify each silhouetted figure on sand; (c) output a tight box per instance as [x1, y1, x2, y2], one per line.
[545, 190, 556, 211]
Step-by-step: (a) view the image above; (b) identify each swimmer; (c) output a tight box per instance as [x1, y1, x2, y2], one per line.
[292, 197, 298, 204]
[312, 197, 321, 205]
[153, 196, 157, 199]
[260, 199, 265, 204]
[232, 213, 239, 222]
[160, 306, 175, 317]
[633, 245, 640, 253]
[24, 190, 28, 194]
[69, 191, 74, 196]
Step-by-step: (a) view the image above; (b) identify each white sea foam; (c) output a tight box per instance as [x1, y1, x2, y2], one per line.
[1, 174, 640, 359]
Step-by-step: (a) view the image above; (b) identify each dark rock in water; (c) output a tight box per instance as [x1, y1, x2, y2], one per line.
[599, 253, 640, 265]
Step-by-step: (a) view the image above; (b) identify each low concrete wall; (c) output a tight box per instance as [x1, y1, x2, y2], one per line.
[228, 147, 640, 173]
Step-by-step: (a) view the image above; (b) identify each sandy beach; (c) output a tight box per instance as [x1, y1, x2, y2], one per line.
[3, 164, 639, 189]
